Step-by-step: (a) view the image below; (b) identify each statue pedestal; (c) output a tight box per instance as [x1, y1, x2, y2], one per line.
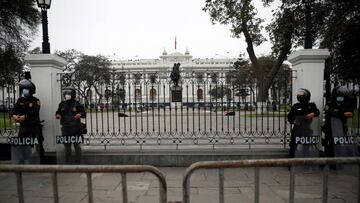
[170, 86, 182, 108]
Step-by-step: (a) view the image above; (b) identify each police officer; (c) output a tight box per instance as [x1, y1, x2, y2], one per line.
[287, 88, 320, 158]
[12, 79, 42, 164]
[323, 86, 355, 159]
[55, 87, 86, 164]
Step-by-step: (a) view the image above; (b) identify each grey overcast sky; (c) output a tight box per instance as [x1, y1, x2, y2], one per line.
[30, 0, 277, 59]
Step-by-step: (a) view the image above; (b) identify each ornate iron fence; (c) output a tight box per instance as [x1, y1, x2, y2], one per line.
[0, 77, 20, 144]
[59, 69, 293, 149]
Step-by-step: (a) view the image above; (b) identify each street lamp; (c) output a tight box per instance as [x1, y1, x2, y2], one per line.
[36, 0, 52, 54]
[303, 0, 312, 49]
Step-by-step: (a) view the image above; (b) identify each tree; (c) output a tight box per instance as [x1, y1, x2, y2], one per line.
[55, 49, 83, 72]
[319, 0, 360, 79]
[204, 0, 359, 92]
[0, 0, 40, 84]
[203, 0, 320, 102]
[226, 57, 254, 99]
[56, 50, 112, 104]
[209, 85, 232, 100]
[195, 72, 204, 83]
[73, 55, 111, 104]
[0, 47, 23, 85]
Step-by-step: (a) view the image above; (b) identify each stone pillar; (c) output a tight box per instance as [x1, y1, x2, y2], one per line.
[288, 49, 330, 136]
[25, 54, 66, 152]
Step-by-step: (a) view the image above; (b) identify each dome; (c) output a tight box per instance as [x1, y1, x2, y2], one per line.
[185, 48, 190, 55]
[168, 51, 184, 57]
[162, 49, 167, 55]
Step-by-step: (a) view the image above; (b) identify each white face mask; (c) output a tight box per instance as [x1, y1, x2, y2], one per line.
[22, 89, 30, 98]
[336, 96, 344, 102]
[64, 94, 72, 101]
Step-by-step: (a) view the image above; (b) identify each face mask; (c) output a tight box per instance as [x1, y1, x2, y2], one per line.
[336, 96, 344, 102]
[22, 89, 30, 98]
[64, 94, 72, 101]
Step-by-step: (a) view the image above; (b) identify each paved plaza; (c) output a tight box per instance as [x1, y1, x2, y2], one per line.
[0, 164, 358, 203]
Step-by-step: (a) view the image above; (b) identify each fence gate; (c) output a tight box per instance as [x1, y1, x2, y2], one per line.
[59, 68, 293, 150]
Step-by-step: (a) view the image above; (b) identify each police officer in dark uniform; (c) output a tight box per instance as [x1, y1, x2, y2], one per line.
[323, 86, 355, 159]
[55, 87, 86, 164]
[287, 88, 320, 158]
[12, 79, 42, 164]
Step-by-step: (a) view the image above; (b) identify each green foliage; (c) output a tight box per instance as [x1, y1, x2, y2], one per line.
[204, 0, 359, 81]
[203, 0, 295, 102]
[0, 0, 40, 84]
[227, 57, 253, 98]
[28, 47, 41, 54]
[203, 0, 266, 45]
[352, 109, 359, 128]
[55, 50, 112, 104]
[75, 55, 111, 85]
[55, 49, 83, 72]
[319, 0, 360, 79]
[0, 116, 11, 129]
[73, 55, 112, 102]
[0, 46, 22, 85]
[209, 85, 232, 100]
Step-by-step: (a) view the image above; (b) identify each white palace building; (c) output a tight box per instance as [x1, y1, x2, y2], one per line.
[109, 49, 239, 107]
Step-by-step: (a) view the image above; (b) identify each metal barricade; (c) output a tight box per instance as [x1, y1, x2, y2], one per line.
[0, 164, 167, 203]
[182, 157, 360, 203]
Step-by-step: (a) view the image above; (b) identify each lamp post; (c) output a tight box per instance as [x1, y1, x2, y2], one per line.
[303, 0, 312, 49]
[36, 0, 52, 54]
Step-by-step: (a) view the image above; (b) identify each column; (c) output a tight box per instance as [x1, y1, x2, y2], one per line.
[25, 54, 67, 152]
[288, 49, 330, 136]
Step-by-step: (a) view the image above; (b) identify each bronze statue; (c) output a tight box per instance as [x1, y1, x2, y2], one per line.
[170, 63, 181, 86]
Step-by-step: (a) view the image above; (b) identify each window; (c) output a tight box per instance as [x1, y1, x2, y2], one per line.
[150, 88, 157, 101]
[197, 89, 203, 100]
[135, 89, 141, 101]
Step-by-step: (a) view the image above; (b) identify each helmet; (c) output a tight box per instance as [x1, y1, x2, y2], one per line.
[19, 79, 36, 95]
[296, 88, 311, 103]
[333, 86, 350, 96]
[332, 85, 350, 103]
[62, 87, 76, 99]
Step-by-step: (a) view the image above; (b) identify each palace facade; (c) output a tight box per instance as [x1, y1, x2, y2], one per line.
[109, 49, 239, 107]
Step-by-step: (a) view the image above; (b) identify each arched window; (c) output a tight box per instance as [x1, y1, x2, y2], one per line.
[150, 88, 157, 101]
[86, 89, 92, 99]
[118, 89, 126, 102]
[197, 89, 203, 100]
[135, 88, 141, 101]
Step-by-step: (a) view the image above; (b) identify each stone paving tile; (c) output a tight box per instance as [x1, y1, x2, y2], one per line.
[135, 195, 160, 203]
[0, 193, 19, 203]
[197, 187, 241, 195]
[92, 174, 122, 190]
[224, 194, 253, 203]
[19, 197, 54, 203]
[58, 191, 87, 203]
[166, 187, 184, 202]
[165, 179, 182, 188]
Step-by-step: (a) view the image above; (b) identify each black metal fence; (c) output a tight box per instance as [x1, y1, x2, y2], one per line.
[2, 70, 359, 151]
[60, 70, 293, 149]
[0, 79, 19, 144]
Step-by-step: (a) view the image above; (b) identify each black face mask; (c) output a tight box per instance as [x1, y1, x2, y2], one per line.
[297, 96, 309, 104]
